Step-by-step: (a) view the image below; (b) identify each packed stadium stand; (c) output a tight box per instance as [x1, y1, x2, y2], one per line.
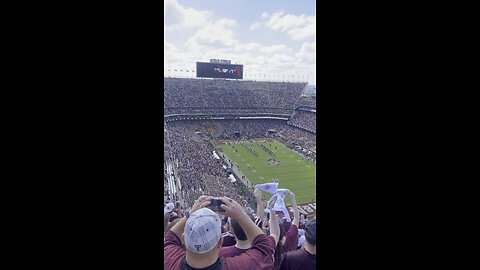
[295, 96, 316, 109]
[164, 78, 316, 208]
[164, 77, 317, 270]
[164, 78, 306, 116]
[287, 110, 316, 134]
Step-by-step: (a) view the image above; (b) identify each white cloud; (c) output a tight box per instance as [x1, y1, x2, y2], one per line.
[164, 0, 211, 31]
[260, 44, 291, 55]
[250, 22, 260, 30]
[233, 42, 262, 52]
[164, 3, 316, 84]
[186, 18, 237, 48]
[265, 11, 316, 41]
[164, 41, 177, 54]
[288, 22, 316, 41]
[295, 41, 316, 65]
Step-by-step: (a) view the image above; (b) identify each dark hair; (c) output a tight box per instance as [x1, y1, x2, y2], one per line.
[305, 231, 316, 246]
[221, 216, 228, 226]
[230, 212, 255, 241]
[305, 219, 316, 246]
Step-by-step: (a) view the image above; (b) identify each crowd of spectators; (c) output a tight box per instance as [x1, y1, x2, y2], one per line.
[163, 78, 317, 270]
[165, 107, 293, 116]
[274, 125, 316, 159]
[164, 190, 316, 270]
[165, 120, 257, 208]
[164, 78, 306, 114]
[287, 110, 316, 134]
[188, 119, 288, 140]
[164, 118, 317, 205]
[295, 96, 316, 109]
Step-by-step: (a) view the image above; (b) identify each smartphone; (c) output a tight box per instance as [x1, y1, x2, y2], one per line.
[207, 199, 225, 212]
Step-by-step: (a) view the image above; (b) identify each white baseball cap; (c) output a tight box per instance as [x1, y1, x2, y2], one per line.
[164, 202, 175, 213]
[184, 208, 222, 254]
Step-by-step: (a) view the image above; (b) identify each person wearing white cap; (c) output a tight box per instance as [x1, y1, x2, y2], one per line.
[164, 202, 175, 214]
[164, 195, 279, 270]
[164, 202, 185, 234]
[164, 202, 175, 235]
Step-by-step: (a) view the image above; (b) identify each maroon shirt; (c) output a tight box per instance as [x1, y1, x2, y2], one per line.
[282, 224, 298, 253]
[221, 232, 236, 247]
[164, 230, 276, 270]
[219, 246, 248, 258]
[279, 247, 316, 270]
[283, 220, 292, 232]
[219, 236, 275, 258]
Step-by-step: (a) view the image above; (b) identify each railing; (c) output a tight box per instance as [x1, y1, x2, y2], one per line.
[164, 114, 291, 122]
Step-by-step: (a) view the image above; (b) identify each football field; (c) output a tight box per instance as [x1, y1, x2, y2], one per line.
[214, 138, 316, 204]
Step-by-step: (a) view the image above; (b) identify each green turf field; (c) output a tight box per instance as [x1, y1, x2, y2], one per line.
[214, 138, 316, 204]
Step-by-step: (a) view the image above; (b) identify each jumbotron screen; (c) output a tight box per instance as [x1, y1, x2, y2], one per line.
[196, 62, 243, 79]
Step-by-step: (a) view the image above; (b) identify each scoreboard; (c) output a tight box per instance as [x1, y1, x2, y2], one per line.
[196, 62, 243, 80]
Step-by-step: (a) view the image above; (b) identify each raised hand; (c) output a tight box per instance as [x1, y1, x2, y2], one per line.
[253, 188, 262, 199]
[288, 191, 297, 203]
[191, 195, 213, 213]
[219, 196, 245, 220]
[219, 196, 265, 240]
[287, 191, 300, 227]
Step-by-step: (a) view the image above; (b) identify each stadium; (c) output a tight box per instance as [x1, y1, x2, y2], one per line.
[164, 61, 316, 207]
[164, 0, 317, 267]
[163, 58, 317, 268]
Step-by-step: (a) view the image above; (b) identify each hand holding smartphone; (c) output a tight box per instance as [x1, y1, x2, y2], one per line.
[207, 198, 226, 213]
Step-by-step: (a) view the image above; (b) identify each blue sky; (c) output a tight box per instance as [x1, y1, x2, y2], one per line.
[164, 0, 316, 85]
